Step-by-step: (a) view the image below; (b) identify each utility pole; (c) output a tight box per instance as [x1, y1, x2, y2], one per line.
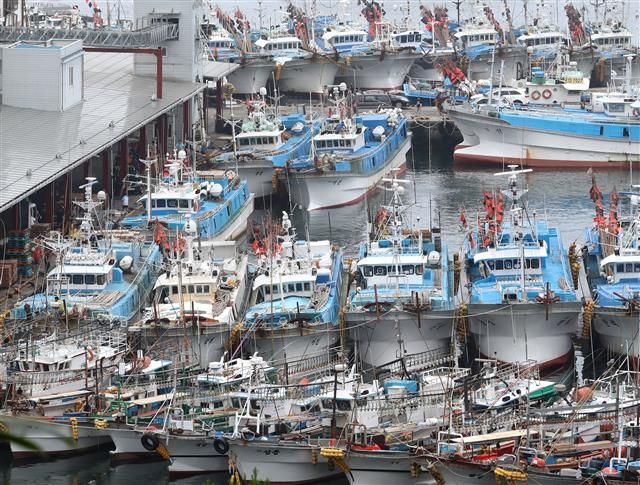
[452, 0, 463, 26]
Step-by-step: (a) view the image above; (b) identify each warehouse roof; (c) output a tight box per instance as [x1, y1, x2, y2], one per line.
[0, 51, 205, 213]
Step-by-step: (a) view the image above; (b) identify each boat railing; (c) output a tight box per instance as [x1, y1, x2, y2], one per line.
[8, 364, 118, 387]
[482, 359, 541, 383]
[378, 347, 456, 376]
[272, 350, 345, 382]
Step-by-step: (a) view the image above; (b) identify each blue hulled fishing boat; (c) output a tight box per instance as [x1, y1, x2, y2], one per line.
[583, 178, 640, 358]
[282, 83, 412, 210]
[346, 178, 456, 369]
[120, 151, 253, 241]
[11, 178, 162, 323]
[463, 166, 586, 368]
[242, 211, 343, 363]
[214, 96, 321, 199]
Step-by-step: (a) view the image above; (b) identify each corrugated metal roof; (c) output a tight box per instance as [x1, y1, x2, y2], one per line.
[201, 60, 239, 80]
[0, 52, 204, 213]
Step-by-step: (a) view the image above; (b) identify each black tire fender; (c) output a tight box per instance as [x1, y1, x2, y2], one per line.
[213, 438, 229, 455]
[141, 433, 160, 451]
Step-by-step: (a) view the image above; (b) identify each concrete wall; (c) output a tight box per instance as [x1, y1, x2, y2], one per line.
[133, 0, 204, 83]
[2, 39, 83, 111]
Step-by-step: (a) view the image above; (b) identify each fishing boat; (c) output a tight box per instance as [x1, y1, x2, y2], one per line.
[196, 352, 274, 387]
[515, 1, 567, 62]
[214, 96, 321, 199]
[346, 178, 456, 370]
[282, 84, 411, 210]
[445, 96, 640, 167]
[5, 327, 127, 399]
[0, 413, 113, 459]
[466, 360, 559, 410]
[120, 153, 253, 241]
[242, 210, 343, 363]
[583, 181, 640, 358]
[206, 8, 274, 95]
[463, 167, 586, 368]
[320, 19, 421, 91]
[10, 178, 162, 324]
[253, 23, 338, 95]
[128, 225, 250, 370]
[452, 0, 528, 86]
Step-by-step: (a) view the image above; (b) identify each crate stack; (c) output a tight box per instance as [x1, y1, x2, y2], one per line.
[6, 230, 32, 278]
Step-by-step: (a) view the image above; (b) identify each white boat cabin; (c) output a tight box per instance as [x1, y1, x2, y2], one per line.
[252, 273, 320, 304]
[314, 118, 366, 154]
[454, 27, 498, 49]
[356, 253, 431, 287]
[473, 242, 547, 278]
[391, 29, 426, 50]
[140, 191, 201, 212]
[588, 30, 632, 50]
[255, 36, 303, 53]
[235, 129, 286, 150]
[154, 272, 220, 304]
[600, 254, 640, 284]
[207, 35, 236, 49]
[517, 31, 566, 48]
[321, 27, 368, 51]
[47, 248, 119, 295]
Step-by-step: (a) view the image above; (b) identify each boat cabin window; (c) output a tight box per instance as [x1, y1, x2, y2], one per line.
[605, 102, 625, 113]
[68, 273, 104, 286]
[167, 199, 178, 208]
[374, 266, 387, 276]
[415, 264, 424, 275]
[402, 265, 414, 275]
[156, 199, 167, 208]
[296, 283, 303, 291]
[615, 263, 640, 273]
[188, 285, 195, 294]
[304, 282, 311, 291]
[362, 266, 373, 277]
[179, 199, 189, 209]
[272, 285, 279, 294]
[487, 258, 540, 270]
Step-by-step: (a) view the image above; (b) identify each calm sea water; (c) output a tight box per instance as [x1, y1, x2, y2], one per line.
[1, 138, 635, 484]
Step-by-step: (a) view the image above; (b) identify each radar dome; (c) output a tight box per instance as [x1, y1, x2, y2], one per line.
[372, 126, 385, 138]
[209, 183, 223, 198]
[119, 255, 134, 272]
[184, 219, 197, 234]
[427, 251, 440, 265]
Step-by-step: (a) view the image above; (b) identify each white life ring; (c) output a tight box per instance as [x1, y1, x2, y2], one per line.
[531, 91, 541, 101]
[541, 89, 552, 100]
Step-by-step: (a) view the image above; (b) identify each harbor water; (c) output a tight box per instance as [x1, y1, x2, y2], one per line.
[0, 138, 635, 484]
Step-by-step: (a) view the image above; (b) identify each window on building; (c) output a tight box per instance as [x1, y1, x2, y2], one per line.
[69, 66, 74, 86]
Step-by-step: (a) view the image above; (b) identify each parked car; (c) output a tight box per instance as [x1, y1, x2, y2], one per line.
[470, 87, 529, 107]
[355, 91, 411, 110]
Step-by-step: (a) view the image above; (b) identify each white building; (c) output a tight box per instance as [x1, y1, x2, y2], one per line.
[2, 39, 83, 111]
